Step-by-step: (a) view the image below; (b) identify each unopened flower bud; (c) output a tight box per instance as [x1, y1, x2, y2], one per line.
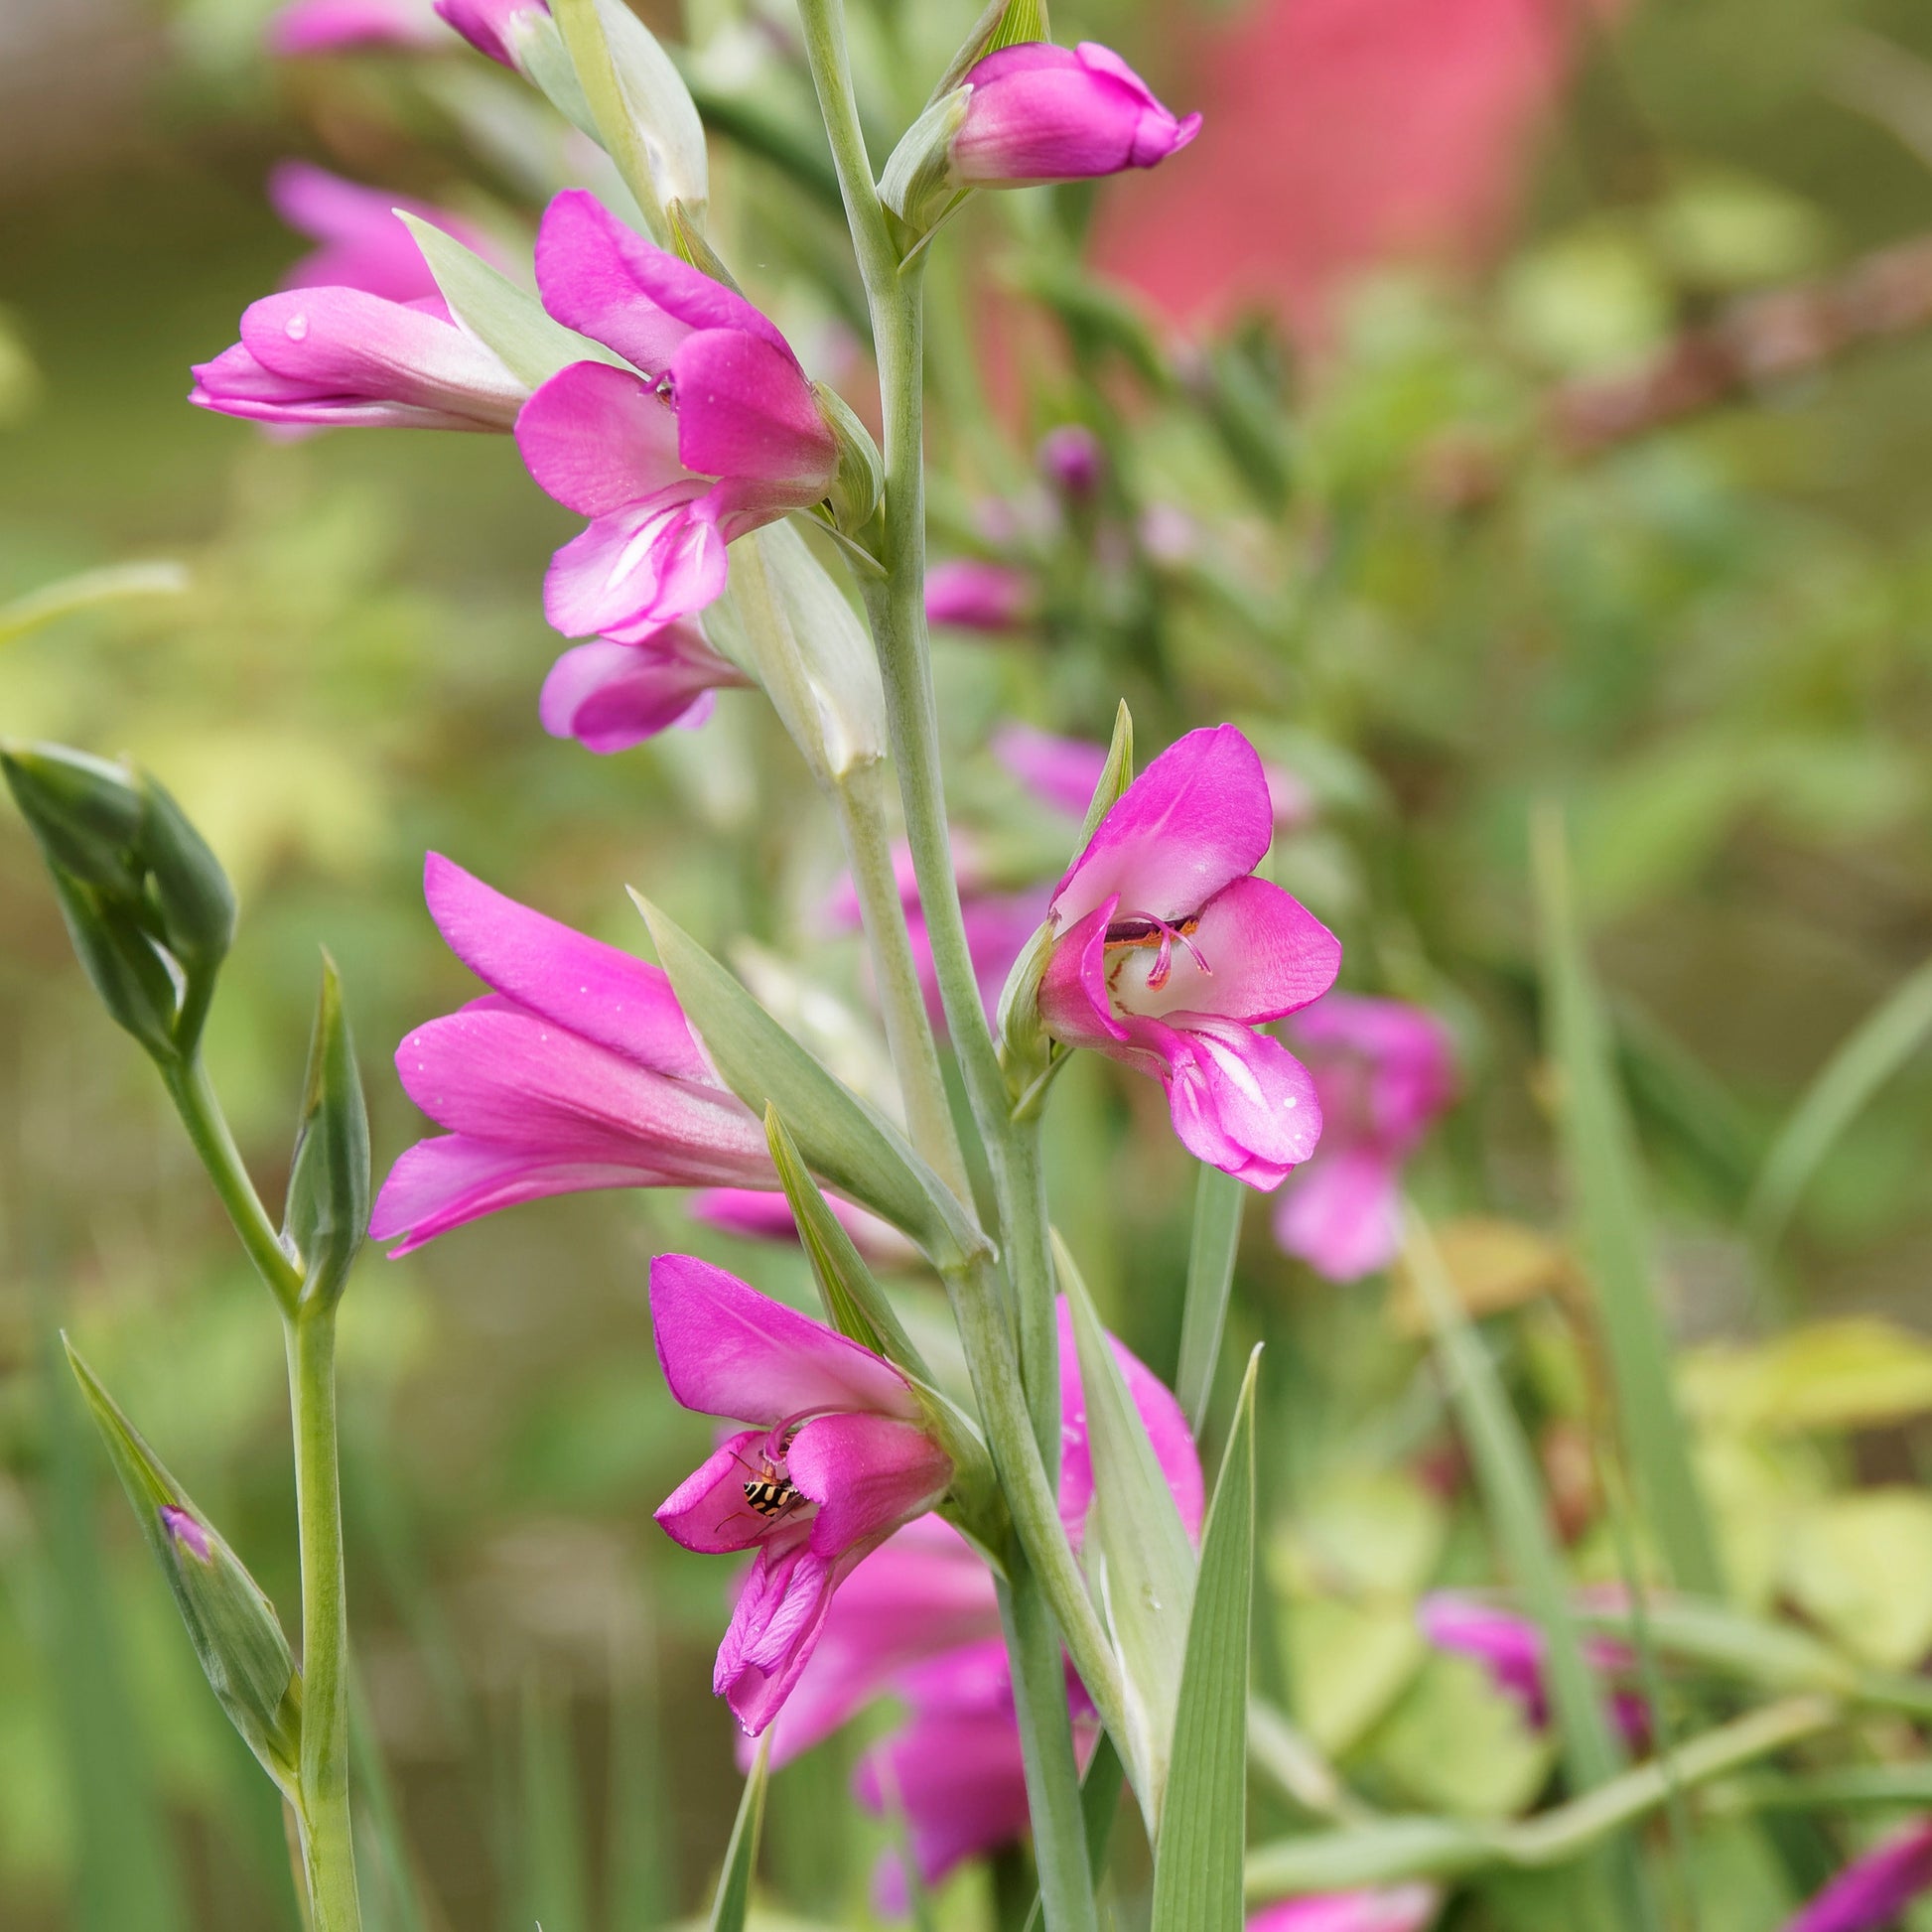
[1, 743, 144, 895]
[1038, 423, 1103, 498]
[948, 43, 1199, 190]
[283, 954, 371, 1309]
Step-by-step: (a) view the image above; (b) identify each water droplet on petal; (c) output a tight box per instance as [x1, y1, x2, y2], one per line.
[285, 312, 310, 342]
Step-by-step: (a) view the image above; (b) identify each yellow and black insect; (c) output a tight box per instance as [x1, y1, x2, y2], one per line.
[739, 1450, 804, 1520]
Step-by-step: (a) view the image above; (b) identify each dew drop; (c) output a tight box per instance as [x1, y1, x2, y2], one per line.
[285, 311, 311, 342]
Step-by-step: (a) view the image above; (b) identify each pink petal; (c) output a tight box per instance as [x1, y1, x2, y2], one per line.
[1128, 1011, 1324, 1188]
[538, 634, 740, 753]
[434, 0, 538, 66]
[515, 360, 687, 516]
[1119, 875, 1341, 1026]
[1246, 1886, 1442, 1932]
[534, 190, 791, 373]
[649, 1254, 919, 1425]
[925, 558, 1034, 631]
[856, 1703, 1035, 1892]
[265, 0, 442, 56]
[1273, 1145, 1403, 1281]
[758, 1517, 1001, 1769]
[422, 852, 711, 1080]
[541, 486, 727, 638]
[1056, 1299, 1203, 1547]
[369, 1135, 661, 1255]
[656, 1428, 799, 1554]
[268, 162, 495, 304]
[716, 1541, 855, 1733]
[1051, 723, 1276, 930]
[788, 1413, 953, 1558]
[667, 329, 837, 489]
[1037, 898, 1131, 1050]
[686, 1188, 920, 1270]
[1290, 991, 1458, 1151]
[393, 1005, 767, 1173]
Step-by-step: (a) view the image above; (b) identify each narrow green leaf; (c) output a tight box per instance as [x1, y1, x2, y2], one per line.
[1058, 1230, 1195, 1827]
[395, 214, 626, 391]
[1152, 1348, 1259, 1932]
[284, 951, 370, 1311]
[518, 1677, 590, 1932]
[631, 894, 987, 1266]
[1176, 1163, 1244, 1435]
[38, 1318, 187, 1932]
[764, 1105, 925, 1373]
[1402, 1208, 1652, 1932]
[0, 560, 188, 646]
[709, 1735, 772, 1932]
[1078, 700, 1135, 846]
[349, 1670, 431, 1932]
[1747, 951, 1932, 1253]
[64, 1338, 302, 1794]
[1018, 1735, 1127, 1932]
[1532, 804, 1724, 1598]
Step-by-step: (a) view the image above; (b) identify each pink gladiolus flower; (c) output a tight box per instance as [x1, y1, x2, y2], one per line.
[650, 1255, 954, 1736]
[925, 559, 1035, 633]
[1247, 1886, 1441, 1932]
[950, 43, 1201, 188]
[1784, 1820, 1932, 1932]
[266, 0, 443, 56]
[1038, 423, 1104, 497]
[371, 855, 771, 1254]
[191, 285, 526, 433]
[1037, 725, 1341, 1188]
[268, 162, 498, 306]
[763, 1300, 1199, 1771]
[687, 1186, 919, 1270]
[538, 621, 750, 754]
[1272, 993, 1456, 1281]
[515, 191, 840, 639]
[1418, 1592, 1647, 1746]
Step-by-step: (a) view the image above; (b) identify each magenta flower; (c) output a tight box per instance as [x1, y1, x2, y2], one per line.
[268, 161, 498, 305]
[435, 0, 545, 67]
[925, 559, 1035, 633]
[514, 191, 840, 639]
[371, 855, 771, 1255]
[1418, 1592, 1646, 1746]
[1272, 993, 1456, 1281]
[538, 622, 749, 754]
[191, 284, 526, 433]
[950, 42, 1201, 188]
[266, 0, 443, 56]
[1247, 1887, 1441, 1932]
[687, 1186, 918, 1270]
[1038, 423, 1104, 497]
[1037, 725, 1340, 1188]
[1784, 1820, 1932, 1932]
[650, 1255, 954, 1736]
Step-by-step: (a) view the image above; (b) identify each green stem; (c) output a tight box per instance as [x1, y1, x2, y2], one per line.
[999, 1564, 1101, 1932]
[287, 1310, 361, 1932]
[828, 759, 973, 1205]
[163, 1055, 301, 1314]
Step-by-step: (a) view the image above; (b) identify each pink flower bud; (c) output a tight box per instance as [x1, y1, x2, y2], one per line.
[160, 1503, 212, 1563]
[1785, 1820, 1932, 1932]
[950, 42, 1200, 189]
[1037, 423, 1104, 497]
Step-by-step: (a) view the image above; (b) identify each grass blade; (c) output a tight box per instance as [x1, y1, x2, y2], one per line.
[709, 1735, 772, 1932]
[1151, 1347, 1260, 1932]
[1402, 1207, 1654, 1932]
[1176, 1163, 1244, 1436]
[1746, 951, 1932, 1253]
[1532, 804, 1724, 1598]
[350, 1670, 433, 1932]
[518, 1678, 589, 1932]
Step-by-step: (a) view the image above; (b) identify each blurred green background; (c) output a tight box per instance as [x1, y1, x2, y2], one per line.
[4, 0, 1932, 1925]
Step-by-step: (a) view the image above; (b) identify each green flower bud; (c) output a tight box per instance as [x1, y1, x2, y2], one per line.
[2, 743, 144, 896]
[283, 953, 370, 1310]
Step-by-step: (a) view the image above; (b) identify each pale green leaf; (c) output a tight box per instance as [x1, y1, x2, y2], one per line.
[1151, 1347, 1259, 1932]
[1371, 1653, 1556, 1820]
[632, 895, 986, 1268]
[0, 561, 188, 647]
[396, 214, 626, 391]
[1175, 1162, 1243, 1435]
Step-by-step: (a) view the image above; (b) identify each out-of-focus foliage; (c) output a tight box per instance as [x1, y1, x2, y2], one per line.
[4, 0, 1932, 1924]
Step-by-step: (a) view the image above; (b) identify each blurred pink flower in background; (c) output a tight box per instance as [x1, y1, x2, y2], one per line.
[686, 1185, 918, 1269]
[266, 0, 444, 56]
[925, 558, 1035, 633]
[1038, 422, 1105, 497]
[268, 162, 500, 305]
[1093, 0, 1620, 344]
[1247, 1886, 1441, 1932]
[1783, 1819, 1932, 1932]
[1274, 993, 1457, 1280]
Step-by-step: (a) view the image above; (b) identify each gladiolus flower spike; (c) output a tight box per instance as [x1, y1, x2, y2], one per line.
[649, 1255, 955, 1736]
[1036, 724, 1341, 1187]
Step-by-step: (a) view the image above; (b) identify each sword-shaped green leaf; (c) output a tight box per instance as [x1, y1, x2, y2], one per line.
[708, 1735, 772, 1932]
